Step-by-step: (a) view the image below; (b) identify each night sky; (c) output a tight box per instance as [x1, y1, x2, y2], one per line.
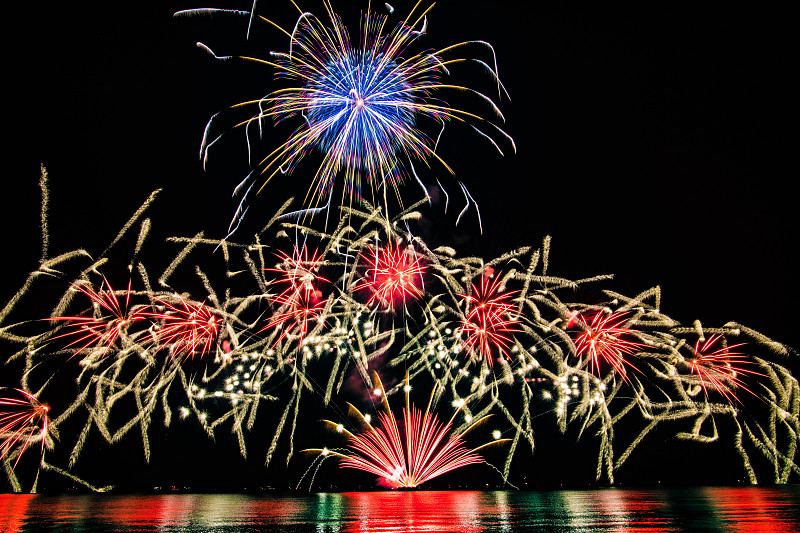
[6, 2, 796, 489]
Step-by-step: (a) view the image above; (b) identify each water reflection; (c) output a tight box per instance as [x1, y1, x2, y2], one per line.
[1, 487, 799, 532]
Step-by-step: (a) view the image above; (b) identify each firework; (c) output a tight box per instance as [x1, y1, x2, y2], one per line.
[457, 273, 519, 365]
[1, 177, 798, 492]
[686, 335, 759, 403]
[261, 289, 328, 350]
[267, 246, 328, 301]
[356, 242, 425, 309]
[572, 311, 642, 381]
[147, 297, 222, 360]
[0, 390, 49, 468]
[311, 373, 506, 488]
[50, 277, 146, 357]
[177, 1, 513, 226]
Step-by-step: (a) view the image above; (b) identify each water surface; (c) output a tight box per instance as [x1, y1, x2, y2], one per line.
[2, 486, 799, 532]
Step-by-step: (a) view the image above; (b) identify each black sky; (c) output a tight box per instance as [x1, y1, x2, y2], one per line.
[5, 2, 796, 488]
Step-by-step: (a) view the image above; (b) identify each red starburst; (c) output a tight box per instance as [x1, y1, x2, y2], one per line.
[458, 274, 519, 365]
[356, 243, 425, 309]
[261, 291, 327, 349]
[51, 277, 146, 357]
[262, 246, 329, 349]
[573, 311, 641, 380]
[147, 298, 222, 360]
[688, 335, 760, 403]
[267, 246, 328, 301]
[0, 390, 49, 467]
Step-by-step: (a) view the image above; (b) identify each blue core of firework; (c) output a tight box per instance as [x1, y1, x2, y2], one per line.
[305, 50, 416, 187]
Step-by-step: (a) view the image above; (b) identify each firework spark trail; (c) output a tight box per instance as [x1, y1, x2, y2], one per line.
[267, 246, 329, 301]
[1, 182, 798, 490]
[176, 1, 513, 230]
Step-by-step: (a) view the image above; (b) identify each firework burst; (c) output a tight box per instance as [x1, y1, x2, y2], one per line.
[50, 277, 146, 357]
[687, 335, 760, 403]
[147, 298, 222, 360]
[267, 246, 328, 301]
[261, 290, 328, 350]
[312, 373, 506, 488]
[260, 246, 330, 349]
[0, 390, 49, 467]
[356, 242, 425, 309]
[3, 184, 799, 491]
[572, 311, 642, 381]
[458, 274, 519, 365]
[177, 1, 512, 226]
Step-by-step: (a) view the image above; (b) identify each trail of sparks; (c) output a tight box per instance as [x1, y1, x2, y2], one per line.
[267, 246, 328, 301]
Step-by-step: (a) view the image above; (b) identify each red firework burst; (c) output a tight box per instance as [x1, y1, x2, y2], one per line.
[356, 243, 425, 309]
[573, 311, 641, 380]
[51, 277, 146, 357]
[147, 298, 222, 360]
[317, 374, 504, 488]
[688, 335, 760, 403]
[267, 246, 328, 301]
[0, 390, 49, 467]
[261, 290, 327, 349]
[458, 274, 519, 365]
[262, 247, 329, 349]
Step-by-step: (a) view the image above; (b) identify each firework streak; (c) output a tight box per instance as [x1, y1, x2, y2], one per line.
[1, 173, 798, 491]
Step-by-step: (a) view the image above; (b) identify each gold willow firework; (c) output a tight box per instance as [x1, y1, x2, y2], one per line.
[174, 0, 513, 232]
[1, 171, 798, 491]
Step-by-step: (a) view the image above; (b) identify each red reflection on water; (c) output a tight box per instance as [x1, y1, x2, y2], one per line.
[101, 494, 312, 527]
[235, 494, 315, 524]
[703, 487, 800, 533]
[340, 491, 486, 533]
[591, 489, 673, 532]
[557, 489, 674, 532]
[0, 493, 34, 533]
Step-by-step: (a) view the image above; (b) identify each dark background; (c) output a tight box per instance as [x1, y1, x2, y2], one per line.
[6, 1, 795, 490]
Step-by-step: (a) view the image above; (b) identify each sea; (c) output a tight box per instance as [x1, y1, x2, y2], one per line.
[2, 486, 799, 532]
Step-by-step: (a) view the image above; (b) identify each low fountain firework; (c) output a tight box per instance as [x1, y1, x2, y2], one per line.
[304, 372, 508, 489]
